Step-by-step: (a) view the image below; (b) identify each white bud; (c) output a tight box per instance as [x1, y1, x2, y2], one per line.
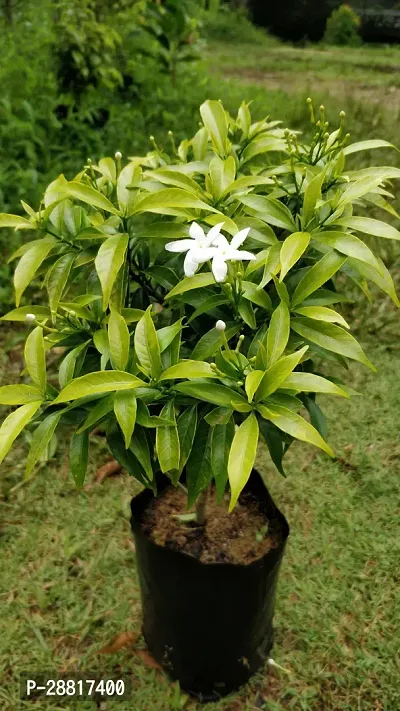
[115, 151, 122, 160]
[215, 320, 226, 332]
[25, 313, 36, 323]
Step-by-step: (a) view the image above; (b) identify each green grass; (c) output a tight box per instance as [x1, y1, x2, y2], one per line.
[0, 343, 399, 711]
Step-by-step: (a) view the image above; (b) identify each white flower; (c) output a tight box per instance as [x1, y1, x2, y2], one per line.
[25, 313, 36, 323]
[215, 320, 226, 331]
[115, 151, 122, 160]
[210, 228, 255, 283]
[165, 222, 223, 277]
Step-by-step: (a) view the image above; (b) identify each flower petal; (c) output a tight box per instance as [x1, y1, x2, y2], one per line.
[189, 222, 205, 242]
[213, 234, 230, 250]
[205, 222, 225, 247]
[184, 252, 199, 277]
[212, 255, 228, 282]
[165, 239, 194, 253]
[195, 247, 218, 264]
[228, 249, 256, 261]
[231, 227, 251, 249]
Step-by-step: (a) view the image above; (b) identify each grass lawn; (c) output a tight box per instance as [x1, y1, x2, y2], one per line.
[0, 340, 399, 711]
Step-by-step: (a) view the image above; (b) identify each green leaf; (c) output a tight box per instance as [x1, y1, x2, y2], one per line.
[238, 297, 256, 328]
[186, 420, 213, 508]
[0, 402, 42, 466]
[47, 253, 75, 317]
[130, 427, 153, 481]
[25, 411, 63, 479]
[0, 305, 51, 322]
[150, 168, 206, 198]
[160, 361, 217, 381]
[204, 407, 233, 426]
[156, 401, 180, 473]
[313, 231, 381, 273]
[335, 217, 400, 241]
[211, 419, 235, 502]
[59, 341, 90, 389]
[241, 137, 287, 165]
[280, 232, 310, 281]
[245, 370, 264, 403]
[242, 282, 272, 311]
[0, 213, 34, 229]
[293, 305, 349, 329]
[70, 431, 89, 488]
[108, 308, 130, 371]
[173, 381, 250, 410]
[157, 320, 183, 353]
[302, 170, 325, 225]
[291, 318, 375, 370]
[114, 390, 137, 448]
[134, 307, 162, 380]
[257, 403, 333, 457]
[266, 300, 290, 367]
[53, 371, 145, 404]
[200, 100, 228, 156]
[347, 257, 399, 307]
[136, 401, 174, 428]
[0, 384, 43, 405]
[98, 157, 117, 183]
[65, 181, 119, 215]
[282, 372, 349, 397]
[107, 431, 150, 488]
[117, 162, 141, 214]
[24, 326, 46, 394]
[239, 195, 296, 231]
[76, 394, 114, 433]
[172, 404, 198, 482]
[120, 308, 145, 324]
[304, 396, 328, 440]
[132, 188, 216, 216]
[256, 346, 308, 401]
[343, 139, 396, 156]
[95, 234, 128, 310]
[191, 323, 241, 360]
[187, 295, 228, 323]
[228, 413, 259, 511]
[291, 251, 346, 308]
[258, 419, 286, 477]
[165, 273, 216, 299]
[14, 237, 56, 306]
[208, 156, 236, 199]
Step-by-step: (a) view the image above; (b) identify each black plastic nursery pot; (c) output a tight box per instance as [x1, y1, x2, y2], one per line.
[130, 470, 289, 701]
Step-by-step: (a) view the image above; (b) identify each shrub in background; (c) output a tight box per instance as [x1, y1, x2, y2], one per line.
[323, 4, 361, 46]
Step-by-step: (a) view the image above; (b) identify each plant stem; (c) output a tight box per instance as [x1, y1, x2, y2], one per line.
[195, 486, 209, 526]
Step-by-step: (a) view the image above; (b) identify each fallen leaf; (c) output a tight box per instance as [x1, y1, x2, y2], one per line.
[93, 459, 123, 484]
[135, 649, 163, 671]
[99, 631, 138, 654]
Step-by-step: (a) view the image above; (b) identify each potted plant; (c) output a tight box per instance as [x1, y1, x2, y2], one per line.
[0, 99, 398, 700]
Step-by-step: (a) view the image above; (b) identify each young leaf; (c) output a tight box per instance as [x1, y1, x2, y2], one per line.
[228, 413, 259, 511]
[245, 370, 264, 403]
[256, 346, 308, 401]
[291, 251, 346, 308]
[0, 213, 34, 229]
[257, 403, 333, 457]
[211, 418, 235, 502]
[0, 384, 43, 405]
[173, 381, 250, 410]
[282, 372, 349, 397]
[200, 100, 228, 156]
[95, 233, 128, 310]
[293, 305, 349, 329]
[157, 320, 183, 352]
[114, 391, 137, 448]
[65, 181, 119, 215]
[14, 237, 56, 306]
[59, 341, 91, 389]
[156, 401, 180, 473]
[132, 188, 216, 215]
[313, 231, 382, 273]
[46, 253, 75, 317]
[53, 371, 145, 404]
[266, 300, 290, 367]
[239, 195, 296, 231]
[209, 155, 236, 198]
[291, 318, 375, 370]
[70, 431, 89, 488]
[242, 282, 272, 311]
[134, 307, 162, 380]
[160, 361, 217, 381]
[108, 308, 130, 371]
[25, 410, 63, 479]
[0, 401, 42, 466]
[335, 216, 400, 241]
[302, 170, 325, 225]
[24, 326, 46, 394]
[0, 305, 51, 322]
[343, 139, 396, 156]
[280, 232, 310, 281]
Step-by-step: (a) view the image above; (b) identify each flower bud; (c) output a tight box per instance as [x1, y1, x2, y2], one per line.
[215, 320, 226, 332]
[25, 313, 36, 324]
[115, 151, 122, 160]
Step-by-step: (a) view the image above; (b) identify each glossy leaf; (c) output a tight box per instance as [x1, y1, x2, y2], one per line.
[0, 384, 43, 405]
[160, 361, 217, 381]
[95, 233, 128, 310]
[266, 300, 290, 367]
[76, 394, 114, 433]
[257, 403, 333, 457]
[291, 251, 346, 308]
[65, 181, 119, 215]
[174, 381, 250, 410]
[172, 404, 198, 482]
[47, 253, 75, 317]
[0, 402, 42, 467]
[200, 99, 228, 156]
[114, 390, 137, 448]
[107, 430, 150, 487]
[302, 170, 326, 225]
[157, 320, 183, 352]
[191, 323, 241, 361]
[59, 341, 90, 389]
[134, 307, 162, 380]
[280, 232, 310, 281]
[14, 237, 56, 306]
[256, 346, 308, 401]
[0, 213, 33, 229]
[282, 372, 349, 397]
[186, 420, 213, 507]
[165, 273, 216, 299]
[108, 308, 130, 371]
[228, 413, 259, 511]
[25, 410, 63, 479]
[132, 188, 216, 215]
[70, 431, 89, 488]
[156, 401, 180, 473]
[24, 326, 46, 394]
[293, 305, 349, 329]
[239, 194, 296, 231]
[211, 418, 235, 502]
[245, 370, 264, 403]
[336, 216, 400, 241]
[130, 428, 153, 481]
[0, 305, 51, 322]
[313, 231, 381, 273]
[291, 318, 375, 370]
[53, 371, 145, 404]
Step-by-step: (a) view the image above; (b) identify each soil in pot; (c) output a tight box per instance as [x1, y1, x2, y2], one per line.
[139, 485, 283, 564]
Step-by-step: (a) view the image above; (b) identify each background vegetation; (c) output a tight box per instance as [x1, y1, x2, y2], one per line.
[0, 1, 399, 709]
